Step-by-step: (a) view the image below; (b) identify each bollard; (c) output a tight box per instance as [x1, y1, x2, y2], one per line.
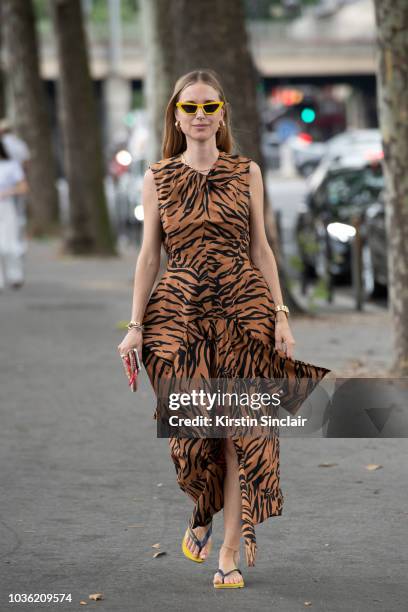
[351, 213, 363, 311]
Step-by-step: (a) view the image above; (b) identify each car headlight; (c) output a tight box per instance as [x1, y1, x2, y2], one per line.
[327, 222, 356, 243]
[134, 205, 144, 221]
[116, 149, 132, 167]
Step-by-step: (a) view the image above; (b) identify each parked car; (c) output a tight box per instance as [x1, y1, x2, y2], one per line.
[289, 136, 327, 177]
[295, 151, 384, 289]
[293, 128, 382, 178]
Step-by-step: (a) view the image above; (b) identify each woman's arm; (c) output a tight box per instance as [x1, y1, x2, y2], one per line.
[129, 168, 162, 322]
[0, 179, 28, 199]
[248, 160, 296, 358]
[117, 167, 162, 386]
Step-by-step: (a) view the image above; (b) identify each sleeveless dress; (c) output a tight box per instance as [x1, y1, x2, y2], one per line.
[141, 150, 332, 567]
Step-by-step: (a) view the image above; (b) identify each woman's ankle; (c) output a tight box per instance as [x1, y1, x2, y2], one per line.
[219, 543, 240, 563]
[221, 542, 240, 553]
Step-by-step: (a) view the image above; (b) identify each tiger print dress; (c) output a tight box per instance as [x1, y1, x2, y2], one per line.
[141, 150, 332, 567]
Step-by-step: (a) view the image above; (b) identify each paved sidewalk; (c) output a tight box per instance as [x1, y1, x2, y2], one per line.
[0, 239, 406, 611]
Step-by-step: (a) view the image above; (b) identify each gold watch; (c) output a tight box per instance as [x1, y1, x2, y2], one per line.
[274, 304, 289, 318]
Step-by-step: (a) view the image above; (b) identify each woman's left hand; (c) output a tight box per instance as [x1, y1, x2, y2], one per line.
[274, 315, 296, 359]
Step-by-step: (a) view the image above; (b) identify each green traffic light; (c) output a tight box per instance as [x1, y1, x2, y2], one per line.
[301, 108, 316, 123]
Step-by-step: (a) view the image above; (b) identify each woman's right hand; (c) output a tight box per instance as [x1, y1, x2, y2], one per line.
[117, 328, 143, 391]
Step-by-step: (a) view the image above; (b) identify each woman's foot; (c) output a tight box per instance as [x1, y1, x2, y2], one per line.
[184, 523, 212, 560]
[213, 543, 242, 586]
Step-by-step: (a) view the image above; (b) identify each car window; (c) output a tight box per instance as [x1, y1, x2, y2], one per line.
[312, 181, 328, 210]
[326, 166, 384, 207]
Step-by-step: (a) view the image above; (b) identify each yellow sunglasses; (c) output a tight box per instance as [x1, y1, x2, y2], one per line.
[176, 101, 224, 115]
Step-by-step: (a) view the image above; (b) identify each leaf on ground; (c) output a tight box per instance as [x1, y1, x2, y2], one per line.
[304, 602, 312, 607]
[152, 543, 161, 549]
[79, 602, 87, 606]
[89, 593, 104, 601]
[365, 464, 383, 471]
[318, 462, 338, 467]
[153, 551, 166, 558]
[116, 320, 129, 330]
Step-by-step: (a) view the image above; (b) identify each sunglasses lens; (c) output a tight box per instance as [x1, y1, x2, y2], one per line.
[204, 103, 221, 114]
[180, 103, 198, 114]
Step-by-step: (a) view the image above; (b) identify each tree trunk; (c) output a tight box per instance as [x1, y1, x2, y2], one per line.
[374, 1, 408, 375]
[0, 22, 5, 118]
[141, 0, 302, 311]
[0, 0, 59, 236]
[0, 72, 4, 118]
[50, 0, 116, 255]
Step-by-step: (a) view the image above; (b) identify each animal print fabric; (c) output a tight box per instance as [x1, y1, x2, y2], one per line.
[141, 150, 332, 566]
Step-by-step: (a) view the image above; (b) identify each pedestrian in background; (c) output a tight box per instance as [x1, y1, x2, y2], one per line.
[0, 119, 30, 250]
[0, 118, 30, 166]
[0, 139, 28, 291]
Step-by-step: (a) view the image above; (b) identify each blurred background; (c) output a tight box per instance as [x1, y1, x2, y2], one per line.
[0, 0, 392, 320]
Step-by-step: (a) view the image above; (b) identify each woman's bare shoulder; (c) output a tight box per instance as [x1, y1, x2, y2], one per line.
[249, 160, 262, 176]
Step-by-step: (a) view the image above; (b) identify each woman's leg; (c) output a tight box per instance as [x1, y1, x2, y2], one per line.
[213, 438, 243, 585]
[176, 438, 219, 561]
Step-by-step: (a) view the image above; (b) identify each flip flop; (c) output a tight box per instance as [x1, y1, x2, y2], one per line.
[213, 567, 245, 589]
[181, 520, 213, 563]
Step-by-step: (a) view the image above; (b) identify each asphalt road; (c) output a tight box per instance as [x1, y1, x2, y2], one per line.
[0, 238, 406, 612]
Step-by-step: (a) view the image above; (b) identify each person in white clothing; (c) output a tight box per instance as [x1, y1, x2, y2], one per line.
[0, 119, 30, 165]
[0, 139, 28, 291]
[0, 119, 30, 244]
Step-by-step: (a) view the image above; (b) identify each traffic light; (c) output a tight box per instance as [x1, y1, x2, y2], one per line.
[301, 107, 316, 123]
[298, 98, 318, 124]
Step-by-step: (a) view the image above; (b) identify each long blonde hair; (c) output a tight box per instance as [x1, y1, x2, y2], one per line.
[162, 69, 236, 159]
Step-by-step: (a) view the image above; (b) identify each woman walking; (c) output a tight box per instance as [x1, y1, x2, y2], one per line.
[0, 139, 28, 291]
[117, 69, 331, 588]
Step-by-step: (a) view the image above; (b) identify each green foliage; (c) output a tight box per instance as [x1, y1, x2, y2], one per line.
[33, 0, 139, 25]
[302, 278, 330, 312]
[312, 278, 330, 300]
[88, 0, 138, 23]
[131, 89, 144, 109]
[297, 231, 320, 257]
[243, 0, 321, 21]
[288, 254, 304, 273]
[33, 0, 50, 20]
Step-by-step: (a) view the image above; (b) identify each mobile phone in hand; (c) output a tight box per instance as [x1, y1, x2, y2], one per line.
[132, 348, 142, 372]
[127, 348, 141, 392]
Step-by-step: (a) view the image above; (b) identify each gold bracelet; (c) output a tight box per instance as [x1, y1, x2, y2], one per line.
[127, 320, 144, 331]
[274, 304, 289, 318]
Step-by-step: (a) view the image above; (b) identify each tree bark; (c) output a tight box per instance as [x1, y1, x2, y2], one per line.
[0, 0, 59, 236]
[50, 0, 116, 255]
[0, 73, 4, 118]
[0, 22, 5, 118]
[141, 0, 301, 310]
[374, 0, 408, 375]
